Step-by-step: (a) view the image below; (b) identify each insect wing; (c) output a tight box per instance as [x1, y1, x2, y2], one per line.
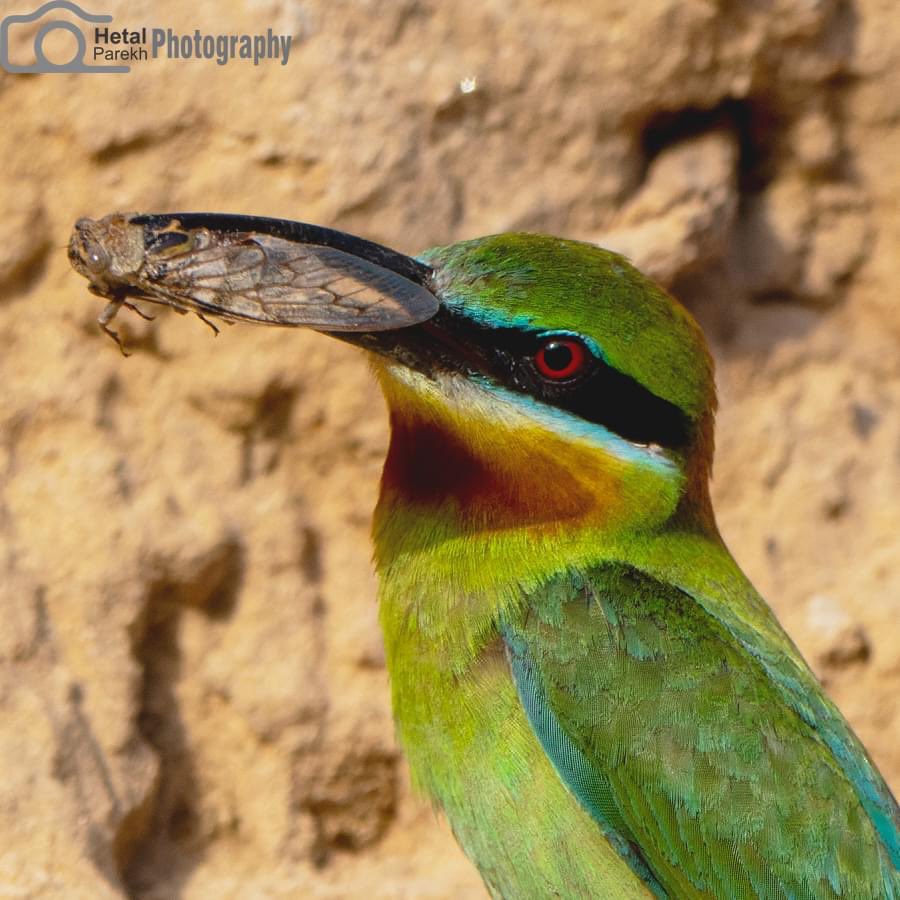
[154, 232, 440, 332]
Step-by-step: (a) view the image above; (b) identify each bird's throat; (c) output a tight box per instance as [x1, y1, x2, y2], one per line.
[380, 409, 597, 530]
[372, 361, 686, 547]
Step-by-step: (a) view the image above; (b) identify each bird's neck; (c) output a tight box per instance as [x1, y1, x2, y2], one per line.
[371, 362, 723, 665]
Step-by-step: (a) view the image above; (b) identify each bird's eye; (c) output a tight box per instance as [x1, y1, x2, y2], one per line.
[534, 337, 588, 380]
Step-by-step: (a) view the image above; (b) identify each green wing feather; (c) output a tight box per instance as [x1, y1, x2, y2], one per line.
[503, 565, 900, 899]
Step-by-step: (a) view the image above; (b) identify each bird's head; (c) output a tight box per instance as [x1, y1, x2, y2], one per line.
[338, 233, 718, 556]
[69, 213, 718, 571]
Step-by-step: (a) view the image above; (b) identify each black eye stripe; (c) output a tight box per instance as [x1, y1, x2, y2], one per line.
[545, 357, 691, 448]
[330, 306, 693, 450]
[437, 312, 692, 449]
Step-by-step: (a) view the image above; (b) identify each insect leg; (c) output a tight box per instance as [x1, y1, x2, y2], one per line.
[97, 300, 131, 356]
[195, 312, 221, 336]
[122, 300, 155, 322]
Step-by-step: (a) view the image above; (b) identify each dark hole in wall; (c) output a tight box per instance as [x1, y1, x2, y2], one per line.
[640, 97, 782, 193]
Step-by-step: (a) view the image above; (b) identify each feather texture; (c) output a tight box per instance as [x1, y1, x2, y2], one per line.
[503, 566, 900, 898]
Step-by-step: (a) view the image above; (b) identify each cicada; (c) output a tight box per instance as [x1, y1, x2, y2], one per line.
[68, 212, 439, 353]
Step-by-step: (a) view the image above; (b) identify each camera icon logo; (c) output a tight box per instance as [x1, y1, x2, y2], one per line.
[1, 0, 128, 73]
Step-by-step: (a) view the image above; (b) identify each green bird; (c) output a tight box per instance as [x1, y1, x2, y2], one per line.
[70, 215, 900, 897]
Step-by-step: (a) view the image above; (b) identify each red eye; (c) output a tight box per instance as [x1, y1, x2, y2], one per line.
[534, 338, 587, 380]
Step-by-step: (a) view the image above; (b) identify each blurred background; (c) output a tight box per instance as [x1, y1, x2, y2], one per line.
[1, 0, 898, 896]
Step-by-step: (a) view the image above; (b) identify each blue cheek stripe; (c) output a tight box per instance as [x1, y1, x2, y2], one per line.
[468, 378, 679, 477]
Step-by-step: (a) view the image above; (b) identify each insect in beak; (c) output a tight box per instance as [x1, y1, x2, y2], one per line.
[68, 212, 440, 354]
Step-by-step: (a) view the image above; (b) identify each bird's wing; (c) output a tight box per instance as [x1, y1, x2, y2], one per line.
[502, 564, 900, 899]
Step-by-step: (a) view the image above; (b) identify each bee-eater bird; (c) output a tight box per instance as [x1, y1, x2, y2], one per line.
[70, 215, 900, 898]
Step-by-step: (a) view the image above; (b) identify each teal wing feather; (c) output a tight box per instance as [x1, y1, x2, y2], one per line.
[502, 564, 900, 899]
